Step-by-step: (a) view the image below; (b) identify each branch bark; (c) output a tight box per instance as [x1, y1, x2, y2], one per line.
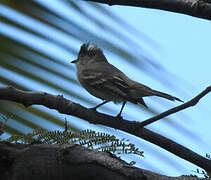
[85, 0, 211, 21]
[0, 142, 205, 180]
[0, 86, 211, 172]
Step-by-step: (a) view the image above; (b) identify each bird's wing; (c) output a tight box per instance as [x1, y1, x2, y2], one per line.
[81, 68, 128, 87]
[80, 65, 149, 106]
[80, 68, 130, 99]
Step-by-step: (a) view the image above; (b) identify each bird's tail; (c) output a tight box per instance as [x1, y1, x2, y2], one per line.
[150, 89, 183, 102]
[128, 80, 183, 106]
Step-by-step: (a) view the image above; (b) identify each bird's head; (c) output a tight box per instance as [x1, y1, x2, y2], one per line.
[71, 43, 107, 66]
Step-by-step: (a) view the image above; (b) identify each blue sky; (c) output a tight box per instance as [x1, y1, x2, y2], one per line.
[0, 0, 211, 177]
[110, 4, 211, 175]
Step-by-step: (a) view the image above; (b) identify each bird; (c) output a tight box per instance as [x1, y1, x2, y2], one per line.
[71, 43, 182, 117]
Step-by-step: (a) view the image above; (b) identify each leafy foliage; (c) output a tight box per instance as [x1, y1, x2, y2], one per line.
[7, 129, 144, 157]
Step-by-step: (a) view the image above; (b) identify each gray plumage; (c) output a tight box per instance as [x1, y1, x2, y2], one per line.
[71, 43, 182, 117]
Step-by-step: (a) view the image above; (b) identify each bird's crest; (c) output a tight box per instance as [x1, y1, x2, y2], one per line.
[79, 43, 103, 57]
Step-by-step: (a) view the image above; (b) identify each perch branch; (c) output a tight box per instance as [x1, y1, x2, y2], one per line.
[0, 86, 211, 172]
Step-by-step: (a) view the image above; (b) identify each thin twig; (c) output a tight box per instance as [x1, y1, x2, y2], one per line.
[64, 117, 68, 132]
[139, 86, 211, 127]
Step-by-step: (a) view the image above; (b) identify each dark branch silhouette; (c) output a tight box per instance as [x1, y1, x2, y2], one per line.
[0, 86, 211, 172]
[0, 142, 205, 180]
[140, 86, 211, 127]
[86, 0, 211, 21]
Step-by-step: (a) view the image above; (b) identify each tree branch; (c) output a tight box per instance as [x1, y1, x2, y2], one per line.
[140, 86, 211, 127]
[85, 0, 211, 21]
[0, 142, 204, 180]
[0, 86, 211, 172]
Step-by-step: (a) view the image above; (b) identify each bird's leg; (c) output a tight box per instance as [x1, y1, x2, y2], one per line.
[116, 101, 126, 118]
[90, 100, 110, 111]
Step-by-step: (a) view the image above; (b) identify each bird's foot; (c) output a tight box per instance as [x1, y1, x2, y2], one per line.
[89, 107, 97, 111]
[116, 113, 123, 120]
[89, 101, 110, 112]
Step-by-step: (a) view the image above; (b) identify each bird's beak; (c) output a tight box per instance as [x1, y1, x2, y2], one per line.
[71, 59, 78, 63]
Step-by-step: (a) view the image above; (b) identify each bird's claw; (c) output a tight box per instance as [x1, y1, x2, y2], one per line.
[116, 114, 123, 120]
[89, 107, 97, 111]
